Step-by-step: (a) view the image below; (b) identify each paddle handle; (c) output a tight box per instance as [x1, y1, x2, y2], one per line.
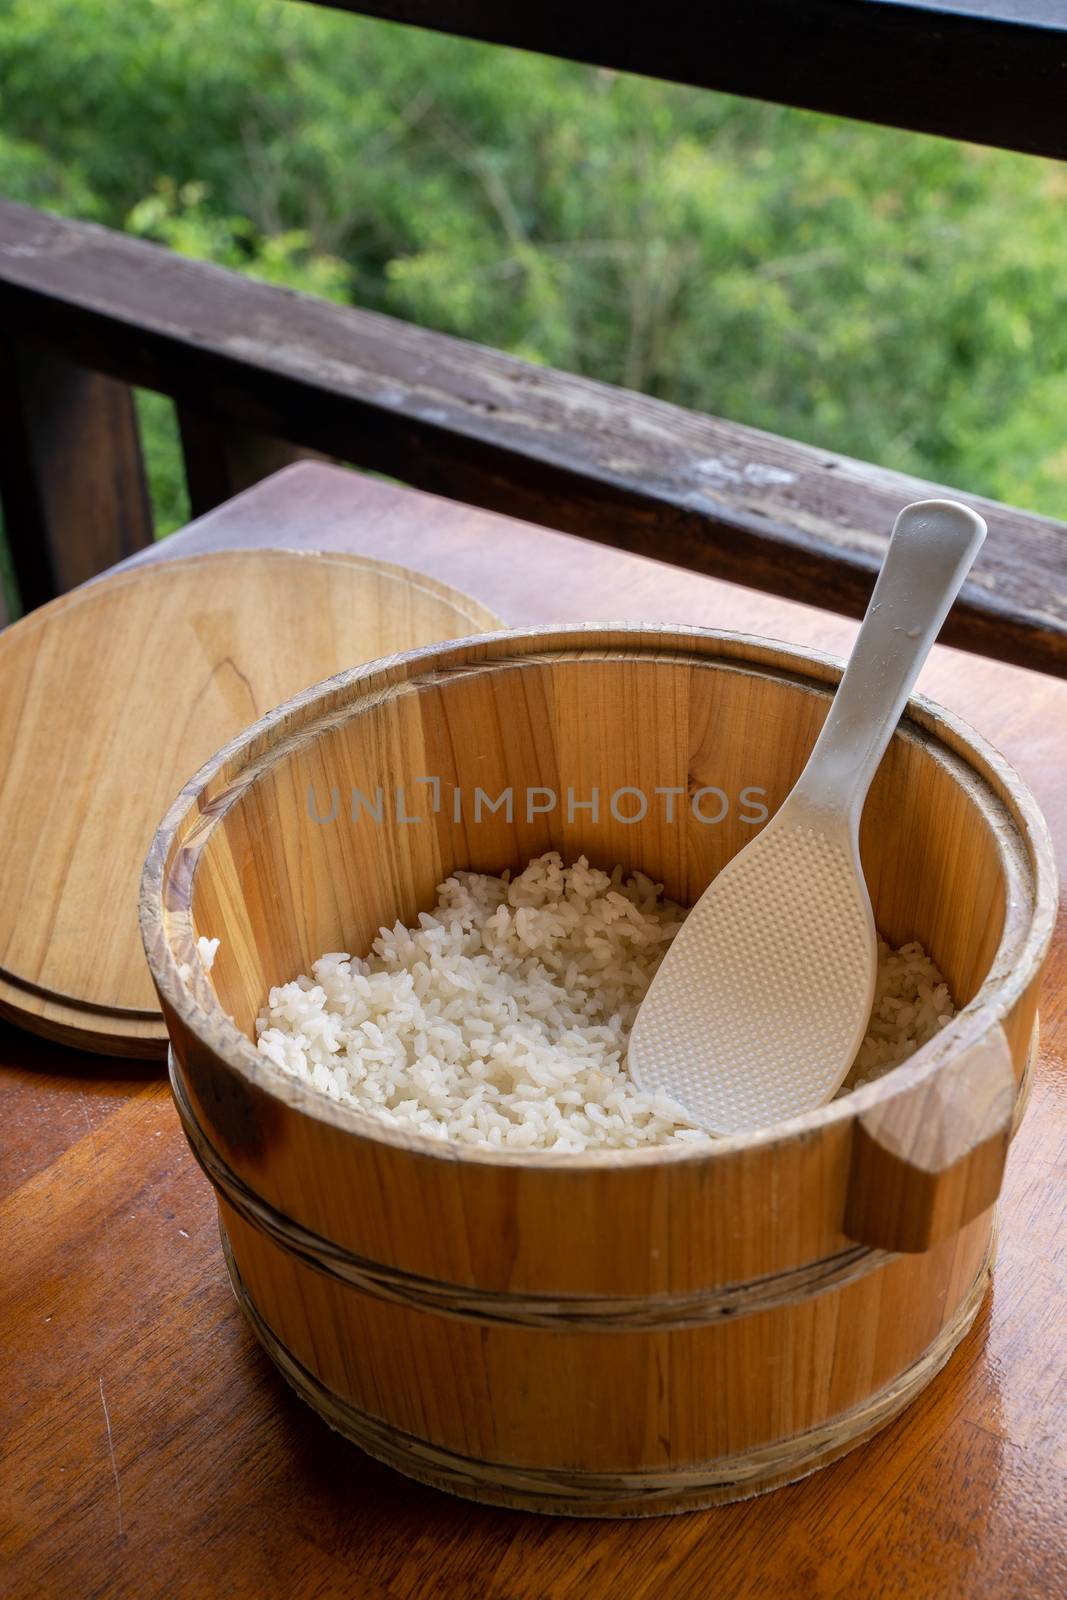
[792, 499, 986, 828]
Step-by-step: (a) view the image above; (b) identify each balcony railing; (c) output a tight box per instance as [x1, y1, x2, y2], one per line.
[1, 2, 1065, 675]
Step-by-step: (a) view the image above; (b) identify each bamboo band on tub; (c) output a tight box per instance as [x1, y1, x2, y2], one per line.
[172, 1011, 1034, 1332]
[219, 1218, 996, 1517]
[170, 1052, 901, 1330]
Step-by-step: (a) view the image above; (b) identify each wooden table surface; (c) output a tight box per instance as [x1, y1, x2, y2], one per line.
[3, 463, 1064, 1600]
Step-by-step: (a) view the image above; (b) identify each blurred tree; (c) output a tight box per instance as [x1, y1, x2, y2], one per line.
[1, 0, 1065, 555]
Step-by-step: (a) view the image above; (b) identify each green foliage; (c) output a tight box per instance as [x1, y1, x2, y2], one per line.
[125, 178, 350, 301]
[1, 0, 1066, 545]
[0, 131, 102, 219]
[135, 389, 189, 537]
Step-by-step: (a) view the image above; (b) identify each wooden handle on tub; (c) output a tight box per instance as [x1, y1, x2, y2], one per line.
[844, 1023, 1017, 1253]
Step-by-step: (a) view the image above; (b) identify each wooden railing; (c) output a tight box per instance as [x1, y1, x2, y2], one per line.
[305, 3, 1067, 162]
[2, 198, 1066, 675]
[2, 2, 1066, 674]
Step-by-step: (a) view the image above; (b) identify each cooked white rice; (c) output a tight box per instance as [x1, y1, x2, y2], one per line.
[845, 938, 956, 1087]
[254, 852, 955, 1152]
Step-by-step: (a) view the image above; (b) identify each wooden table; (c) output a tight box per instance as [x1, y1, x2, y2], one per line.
[3, 464, 1064, 1599]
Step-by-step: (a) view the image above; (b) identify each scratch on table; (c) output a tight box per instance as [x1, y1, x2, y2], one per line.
[98, 1377, 125, 1539]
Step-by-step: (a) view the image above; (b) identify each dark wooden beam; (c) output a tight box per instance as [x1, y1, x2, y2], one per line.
[0, 200, 1064, 675]
[290, 2, 1067, 162]
[177, 407, 326, 519]
[0, 334, 153, 609]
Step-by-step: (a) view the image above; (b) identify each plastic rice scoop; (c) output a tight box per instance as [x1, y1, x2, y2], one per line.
[628, 499, 987, 1135]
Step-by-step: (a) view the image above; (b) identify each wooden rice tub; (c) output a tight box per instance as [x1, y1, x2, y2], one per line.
[141, 626, 1056, 1516]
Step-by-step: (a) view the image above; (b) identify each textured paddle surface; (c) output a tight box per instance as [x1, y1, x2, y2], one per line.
[629, 822, 876, 1133]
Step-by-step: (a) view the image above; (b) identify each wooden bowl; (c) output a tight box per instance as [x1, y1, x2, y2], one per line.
[142, 626, 1056, 1517]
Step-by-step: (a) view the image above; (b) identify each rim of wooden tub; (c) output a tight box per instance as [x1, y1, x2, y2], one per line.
[140, 623, 1058, 1170]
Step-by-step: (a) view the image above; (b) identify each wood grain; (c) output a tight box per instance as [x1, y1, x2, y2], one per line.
[2, 467, 1065, 1593]
[0, 548, 500, 1055]
[217, 1208, 997, 1515]
[845, 1023, 1019, 1253]
[2, 202, 1065, 676]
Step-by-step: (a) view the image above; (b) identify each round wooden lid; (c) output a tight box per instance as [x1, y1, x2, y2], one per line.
[0, 549, 501, 1057]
